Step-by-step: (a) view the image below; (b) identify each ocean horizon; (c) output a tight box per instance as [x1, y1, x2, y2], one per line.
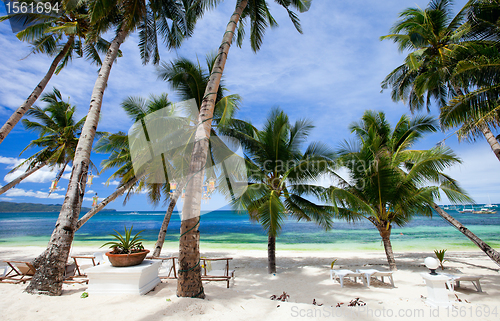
[1, 206, 499, 252]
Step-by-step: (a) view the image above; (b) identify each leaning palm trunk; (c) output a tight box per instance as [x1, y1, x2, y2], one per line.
[26, 28, 127, 295]
[176, 0, 247, 298]
[377, 225, 397, 271]
[75, 176, 139, 230]
[268, 235, 276, 274]
[0, 161, 47, 195]
[481, 125, 500, 162]
[0, 36, 75, 145]
[433, 204, 500, 267]
[152, 185, 182, 257]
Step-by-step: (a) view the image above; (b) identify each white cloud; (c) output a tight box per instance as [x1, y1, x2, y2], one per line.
[61, 173, 71, 180]
[3, 187, 65, 199]
[0, 155, 74, 185]
[1, 0, 490, 210]
[102, 180, 120, 186]
[0, 156, 24, 167]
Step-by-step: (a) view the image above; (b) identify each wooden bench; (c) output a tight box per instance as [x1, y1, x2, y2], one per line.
[201, 257, 235, 288]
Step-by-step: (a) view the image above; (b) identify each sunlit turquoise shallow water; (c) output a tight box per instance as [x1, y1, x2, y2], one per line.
[1, 207, 499, 251]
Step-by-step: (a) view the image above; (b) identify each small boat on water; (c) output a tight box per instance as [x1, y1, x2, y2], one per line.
[458, 206, 474, 213]
[472, 208, 497, 214]
[484, 195, 497, 208]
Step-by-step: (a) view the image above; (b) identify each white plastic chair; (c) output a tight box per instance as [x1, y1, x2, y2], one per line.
[357, 269, 395, 287]
[330, 269, 366, 287]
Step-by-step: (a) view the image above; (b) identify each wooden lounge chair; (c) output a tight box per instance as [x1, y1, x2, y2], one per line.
[150, 256, 235, 288]
[71, 255, 98, 277]
[201, 257, 235, 288]
[330, 269, 366, 288]
[357, 269, 395, 287]
[62, 261, 89, 284]
[66, 252, 112, 284]
[0, 261, 36, 284]
[149, 256, 178, 280]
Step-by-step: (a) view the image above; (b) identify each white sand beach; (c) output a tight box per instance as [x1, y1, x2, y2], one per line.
[0, 246, 499, 321]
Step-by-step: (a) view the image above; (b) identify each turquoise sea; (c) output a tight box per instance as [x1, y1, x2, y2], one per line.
[0, 207, 499, 251]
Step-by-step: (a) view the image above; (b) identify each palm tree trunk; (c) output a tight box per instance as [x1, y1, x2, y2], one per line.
[25, 28, 127, 296]
[152, 185, 182, 257]
[377, 225, 397, 271]
[0, 161, 47, 195]
[176, 0, 247, 298]
[432, 203, 500, 267]
[481, 125, 500, 162]
[268, 235, 276, 274]
[75, 176, 138, 231]
[0, 36, 75, 145]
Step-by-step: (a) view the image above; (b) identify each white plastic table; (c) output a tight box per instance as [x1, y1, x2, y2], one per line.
[86, 260, 161, 295]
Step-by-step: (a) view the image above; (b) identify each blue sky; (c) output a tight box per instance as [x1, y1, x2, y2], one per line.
[0, 0, 498, 213]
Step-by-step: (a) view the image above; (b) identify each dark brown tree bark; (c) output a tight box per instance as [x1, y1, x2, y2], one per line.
[433, 203, 500, 267]
[25, 28, 127, 296]
[377, 224, 397, 271]
[177, 216, 204, 298]
[268, 235, 276, 274]
[0, 36, 75, 145]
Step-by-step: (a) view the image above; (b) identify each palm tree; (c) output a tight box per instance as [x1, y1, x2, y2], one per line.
[177, 0, 312, 298]
[227, 108, 335, 274]
[26, 0, 207, 296]
[0, 0, 114, 145]
[325, 111, 471, 271]
[381, 1, 500, 266]
[439, 0, 500, 161]
[0, 88, 85, 196]
[154, 53, 242, 257]
[381, 0, 470, 111]
[381, 0, 500, 161]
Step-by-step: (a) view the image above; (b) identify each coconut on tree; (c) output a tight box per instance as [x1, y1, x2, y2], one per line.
[0, 0, 116, 145]
[325, 110, 472, 271]
[225, 107, 335, 274]
[0, 88, 87, 196]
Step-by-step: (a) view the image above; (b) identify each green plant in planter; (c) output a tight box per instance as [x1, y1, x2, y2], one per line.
[434, 249, 447, 270]
[101, 226, 145, 254]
